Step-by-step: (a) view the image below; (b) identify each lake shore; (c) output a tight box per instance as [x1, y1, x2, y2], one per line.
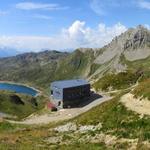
[0, 80, 41, 97]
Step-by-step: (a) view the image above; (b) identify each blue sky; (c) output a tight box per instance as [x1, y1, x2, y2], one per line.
[0, 0, 150, 52]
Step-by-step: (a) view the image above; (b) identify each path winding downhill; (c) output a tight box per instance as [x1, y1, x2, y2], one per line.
[6, 81, 140, 125]
[7, 94, 111, 125]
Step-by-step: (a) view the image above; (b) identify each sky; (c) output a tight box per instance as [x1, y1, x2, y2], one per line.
[0, 0, 150, 52]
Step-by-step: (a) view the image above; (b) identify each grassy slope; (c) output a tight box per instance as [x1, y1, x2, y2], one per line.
[53, 50, 94, 80]
[121, 55, 150, 81]
[0, 61, 57, 91]
[92, 55, 150, 92]
[0, 51, 68, 91]
[0, 119, 108, 150]
[42, 50, 94, 94]
[120, 54, 150, 99]
[0, 91, 150, 149]
[133, 79, 150, 100]
[0, 91, 46, 120]
[93, 71, 141, 91]
[74, 92, 150, 140]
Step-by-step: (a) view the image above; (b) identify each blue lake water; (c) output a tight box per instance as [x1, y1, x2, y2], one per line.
[0, 83, 38, 96]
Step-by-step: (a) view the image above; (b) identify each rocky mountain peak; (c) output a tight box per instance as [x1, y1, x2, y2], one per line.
[123, 26, 150, 50]
[136, 24, 147, 30]
[94, 25, 150, 75]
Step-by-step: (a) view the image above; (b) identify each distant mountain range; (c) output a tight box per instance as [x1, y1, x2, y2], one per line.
[0, 48, 19, 58]
[0, 47, 74, 58]
[0, 25, 150, 91]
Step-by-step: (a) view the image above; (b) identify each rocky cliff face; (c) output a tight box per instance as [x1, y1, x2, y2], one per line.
[95, 25, 150, 62]
[89, 25, 150, 79]
[123, 26, 150, 61]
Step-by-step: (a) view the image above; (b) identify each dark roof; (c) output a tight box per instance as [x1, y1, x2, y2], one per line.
[51, 79, 89, 89]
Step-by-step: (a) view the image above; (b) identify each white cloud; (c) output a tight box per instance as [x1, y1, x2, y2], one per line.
[90, 0, 106, 15]
[33, 14, 52, 20]
[144, 24, 150, 29]
[0, 36, 54, 52]
[62, 21, 90, 45]
[0, 21, 127, 52]
[137, 0, 150, 9]
[15, 2, 68, 11]
[90, 0, 122, 15]
[62, 21, 127, 48]
[90, 0, 137, 15]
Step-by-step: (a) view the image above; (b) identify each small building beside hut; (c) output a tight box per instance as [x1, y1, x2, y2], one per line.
[50, 79, 90, 108]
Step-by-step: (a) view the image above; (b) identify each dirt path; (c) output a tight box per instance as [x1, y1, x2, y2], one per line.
[121, 93, 150, 116]
[7, 95, 111, 125]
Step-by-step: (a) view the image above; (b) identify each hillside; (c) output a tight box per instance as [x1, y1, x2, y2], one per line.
[0, 49, 95, 92]
[0, 25, 150, 149]
[133, 79, 150, 100]
[90, 25, 150, 80]
[0, 92, 150, 149]
[0, 50, 69, 91]
[0, 90, 46, 120]
[0, 26, 150, 93]
[91, 25, 150, 91]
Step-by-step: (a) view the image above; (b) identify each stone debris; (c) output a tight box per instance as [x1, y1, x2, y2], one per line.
[104, 134, 117, 146]
[78, 125, 95, 133]
[54, 122, 102, 133]
[78, 123, 102, 133]
[54, 122, 77, 132]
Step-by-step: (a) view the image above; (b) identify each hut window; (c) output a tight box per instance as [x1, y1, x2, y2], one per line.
[51, 90, 53, 95]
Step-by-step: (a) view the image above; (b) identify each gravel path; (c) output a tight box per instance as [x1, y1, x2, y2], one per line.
[7, 94, 111, 125]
